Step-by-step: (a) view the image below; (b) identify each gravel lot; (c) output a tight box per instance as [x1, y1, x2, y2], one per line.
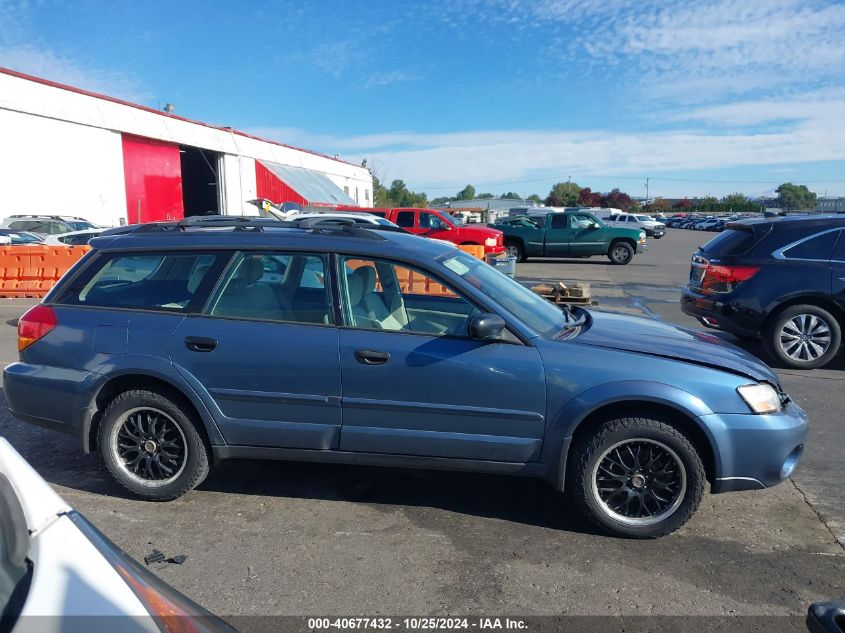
[1, 229, 843, 622]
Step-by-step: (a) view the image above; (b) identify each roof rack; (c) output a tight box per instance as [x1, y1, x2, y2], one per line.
[99, 215, 390, 240]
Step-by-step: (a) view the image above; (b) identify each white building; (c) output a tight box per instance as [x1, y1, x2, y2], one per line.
[0, 67, 373, 227]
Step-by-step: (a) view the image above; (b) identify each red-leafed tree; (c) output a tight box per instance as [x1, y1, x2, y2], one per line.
[578, 187, 605, 207]
[674, 197, 693, 210]
[606, 188, 632, 211]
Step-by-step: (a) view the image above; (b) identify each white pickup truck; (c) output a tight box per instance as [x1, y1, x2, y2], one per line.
[602, 212, 666, 238]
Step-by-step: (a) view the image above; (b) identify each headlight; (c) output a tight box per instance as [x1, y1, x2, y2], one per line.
[737, 383, 781, 414]
[638, 232, 646, 242]
[485, 237, 497, 247]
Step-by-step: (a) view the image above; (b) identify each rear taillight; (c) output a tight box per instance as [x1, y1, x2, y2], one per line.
[18, 305, 57, 351]
[700, 265, 760, 295]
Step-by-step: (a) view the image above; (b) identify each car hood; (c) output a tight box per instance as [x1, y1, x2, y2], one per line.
[457, 225, 502, 238]
[574, 310, 780, 385]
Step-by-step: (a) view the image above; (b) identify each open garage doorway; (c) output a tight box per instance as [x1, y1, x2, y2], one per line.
[180, 146, 221, 216]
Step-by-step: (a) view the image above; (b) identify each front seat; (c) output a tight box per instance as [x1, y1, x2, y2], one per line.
[348, 267, 404, 330]
[214, 257, 293, 320]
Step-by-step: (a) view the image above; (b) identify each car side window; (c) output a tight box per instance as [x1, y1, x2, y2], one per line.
[550, 214, 567, 229]
[571, 214, 593, 229]
[395, 211, 415, 228]
[207, 252, 331, 325]
[781, 230, 839, 261]
[419, 212, 445, 230]
[8, 221, 33, 231]
[626, 216, 636, 222]
[58, 252, 224, 311]
[339, 256, 479, 337]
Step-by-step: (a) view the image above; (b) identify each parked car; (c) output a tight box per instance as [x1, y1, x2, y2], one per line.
[3, 216, 806, 538]
[0, 437, 234, 631]
[681, 214, 845, 369]
[0, 229, 43, 245]
[603, 213, 666, 238]
[337, 206, 505, 255]
[281, 211, 402, 228]
[493, 210, 648, 264]
[1, 215, 100, 236]
[42, 228, 106, 245]
[694, 218, 725, 232]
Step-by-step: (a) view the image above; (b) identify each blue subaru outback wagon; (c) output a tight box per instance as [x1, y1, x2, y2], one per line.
[3, 216, 807, 538]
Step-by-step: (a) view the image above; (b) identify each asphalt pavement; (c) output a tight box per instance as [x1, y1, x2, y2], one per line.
[0, 229, 843, 620]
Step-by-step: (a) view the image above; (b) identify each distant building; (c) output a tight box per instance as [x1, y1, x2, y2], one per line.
[433, 197, 541, 222]
[817, 197, 845, 213]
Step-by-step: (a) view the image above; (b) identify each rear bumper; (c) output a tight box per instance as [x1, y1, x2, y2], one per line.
[705, 399, 808, 493]
[680, 287, 760, 338]
[3, 362, 99, 445]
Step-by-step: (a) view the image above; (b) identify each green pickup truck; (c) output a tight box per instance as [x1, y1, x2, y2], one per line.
[492, 210, 648, 265]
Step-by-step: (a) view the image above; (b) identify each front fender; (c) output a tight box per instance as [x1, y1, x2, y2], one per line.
[541, 380, 719, 491]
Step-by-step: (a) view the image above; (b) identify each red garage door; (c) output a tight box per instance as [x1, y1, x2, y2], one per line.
[122, 134, 184, 223]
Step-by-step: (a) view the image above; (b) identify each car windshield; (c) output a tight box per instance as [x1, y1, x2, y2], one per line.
[438, 250, 570, 336]
[0, 231, 42, 244]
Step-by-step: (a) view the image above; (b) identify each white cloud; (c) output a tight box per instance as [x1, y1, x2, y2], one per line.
[365, 70, 416, 88]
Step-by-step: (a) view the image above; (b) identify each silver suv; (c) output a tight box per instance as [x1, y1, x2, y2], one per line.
[0, 215, 99, 236]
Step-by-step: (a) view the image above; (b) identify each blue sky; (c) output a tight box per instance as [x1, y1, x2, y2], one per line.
[2, 0, 845, 200]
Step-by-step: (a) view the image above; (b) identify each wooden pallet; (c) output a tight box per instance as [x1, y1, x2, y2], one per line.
[530, 281, 593, 305]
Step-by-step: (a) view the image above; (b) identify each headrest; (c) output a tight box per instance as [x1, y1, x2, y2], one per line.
[187, 262, 211, 294]
[239, 257, 265, 282]
[347, 266, 376, 304]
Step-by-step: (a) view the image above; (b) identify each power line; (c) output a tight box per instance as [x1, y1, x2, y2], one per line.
[420, 174, 845, 191]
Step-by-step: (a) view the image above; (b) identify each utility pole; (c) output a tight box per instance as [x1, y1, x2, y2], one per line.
[645, 177, 650, 202]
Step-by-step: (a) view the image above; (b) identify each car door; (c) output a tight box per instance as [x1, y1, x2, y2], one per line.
[169, 251, 343, 450]
[567, 212, 608, 256]
[336, 255, 546, 462]
[542, 213, 571, 256]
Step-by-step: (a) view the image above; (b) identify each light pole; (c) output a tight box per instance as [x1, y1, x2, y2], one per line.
[645, 177, 650, 202]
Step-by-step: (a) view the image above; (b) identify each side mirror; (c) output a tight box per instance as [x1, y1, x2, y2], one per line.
[468, 313, 506, 340]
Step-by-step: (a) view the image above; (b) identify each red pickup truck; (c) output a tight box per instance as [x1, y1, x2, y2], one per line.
[336, 206, 505, 255]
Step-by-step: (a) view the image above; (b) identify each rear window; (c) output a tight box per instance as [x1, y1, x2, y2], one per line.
[58, 251, 228, 311]
[700, 227, 759, 257]
[395, 211, 415, 227]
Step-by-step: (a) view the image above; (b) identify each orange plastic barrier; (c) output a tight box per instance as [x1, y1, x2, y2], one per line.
[457, 244, 485, 260]
[0, 245, 90, 298]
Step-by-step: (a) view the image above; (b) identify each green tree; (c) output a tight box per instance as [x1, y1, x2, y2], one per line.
[501, 191, 521, 200]
[546, 181, 581, 206]
[456, 184, 476, 200]
[526, 194, 542, 204]
[776, 183, 817, 210]
[385, 179, 428, 208]
[477, 192, 494, 199]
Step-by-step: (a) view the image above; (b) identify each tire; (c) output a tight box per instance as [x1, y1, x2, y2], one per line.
[654, 235, 663, 240]
[608, 241, 634, 265]
[98, 388, 210, 500]
[764, 304, 841, 369]
[504, 240, 525, 263]
[571, 416, 706, 538]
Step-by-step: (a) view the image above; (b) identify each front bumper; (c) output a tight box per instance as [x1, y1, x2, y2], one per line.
[484, 244, 506, 255]
[704, 399, 808, 493]
[680, 287, 759, 338]
[636, 241, 649, 253]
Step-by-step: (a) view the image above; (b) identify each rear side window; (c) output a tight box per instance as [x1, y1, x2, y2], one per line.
[550, 214, 567, 229]
[207, 252, 331, 325]
[395, 211, 415, 227]
[700, 228, 758, 256]
[7, 221, 35, 231]
[779, 229, 839, 261]
[58, 252, 226, 311]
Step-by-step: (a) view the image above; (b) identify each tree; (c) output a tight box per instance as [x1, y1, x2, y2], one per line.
[456, 184, 476, 201]
[501, 191, 521, 200]
[648, 198, 671, 212]
[477, 192, 494, 199]
[674, 197, 693, 210]
[546, 181, 581, 206]
[606, 188, 633, 211]
[776, 183, 817, 211]
[578, 187, 604, 207]
[526, 194, 543, 204]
